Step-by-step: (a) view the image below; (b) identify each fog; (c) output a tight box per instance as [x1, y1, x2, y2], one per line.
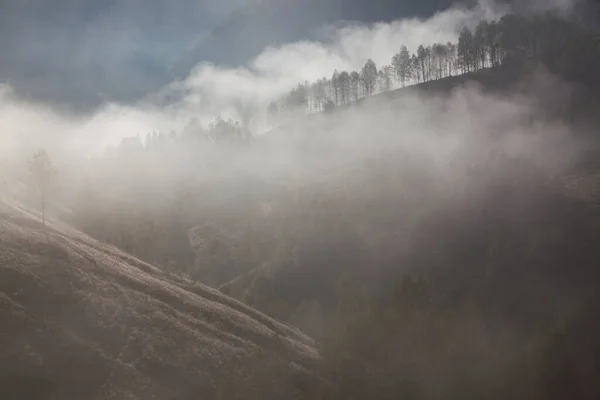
[6, 68, 582, 225]
[0, 0, 584, 160]
[0, 0, 589, 233]
[0, 0, 589, 240]
[0, 0, 510, 156]
[1, 1, 598, 398]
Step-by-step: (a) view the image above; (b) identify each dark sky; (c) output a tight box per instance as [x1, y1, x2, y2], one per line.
[174, 0, 466, 69]
[0, 0, 592, 113]
[0, 0, 471, 113]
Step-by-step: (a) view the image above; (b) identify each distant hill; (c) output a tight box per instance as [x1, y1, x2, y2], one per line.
[0, 201, 322, 399]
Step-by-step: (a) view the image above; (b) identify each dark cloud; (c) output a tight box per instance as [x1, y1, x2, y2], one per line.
[0, 1, 495, 154]
[0, 0, 243, 113]
[0, 0, 590, 114]
[172, 0, 468, 75]
[0, 0, 467, 113]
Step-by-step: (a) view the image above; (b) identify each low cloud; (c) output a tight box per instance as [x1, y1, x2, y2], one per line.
[0, 0, 577, 157]
[155, 1, 505, 126]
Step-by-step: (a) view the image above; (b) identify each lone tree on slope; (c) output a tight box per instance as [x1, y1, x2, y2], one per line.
[28, 149, 56, 226]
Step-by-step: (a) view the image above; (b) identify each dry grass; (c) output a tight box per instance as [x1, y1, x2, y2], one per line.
[0, 201, 320, 400]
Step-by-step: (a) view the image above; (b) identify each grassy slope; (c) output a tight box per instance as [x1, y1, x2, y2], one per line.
[0, 201, 320, 400]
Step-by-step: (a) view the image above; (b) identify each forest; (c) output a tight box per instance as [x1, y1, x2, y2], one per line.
[267, 11, 597, 119]
[7, 8, 600, 400]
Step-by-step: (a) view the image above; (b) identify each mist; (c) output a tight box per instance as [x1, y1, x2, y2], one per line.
[1, 1, 599, 399]
[0, 0, 584, 159]
[0, 0, 592, 276]
[12, 64, 584, 247]
[0, 0, 510, 156]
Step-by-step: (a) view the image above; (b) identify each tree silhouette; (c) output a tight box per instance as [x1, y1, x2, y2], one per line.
[378, 65, 394, 92]
[417, 45, 427, 82]
[28, 149, 56, 226]
[474, 21, 489, 69]
[331, 70, 340, 106]
[458, 27, 475, 73]
[392, 45, 412, 87]
[270, 12, 597, 115]
[350, 71, 361, 101]
[338, 71, 350, 105]
[446, 42, 457, 76]
[411, 54, 421, 83]
[360, 59, 378, 97]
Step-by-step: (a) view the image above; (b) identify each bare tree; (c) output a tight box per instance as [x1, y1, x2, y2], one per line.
[28, 149, 56, 226]
[331, 70, 340, 106]
[458, 27, 475, 73]
[411, 54, 421, 83]
[432, 43, 447, 79]
[360, 59, 378, 97]
[350, 71, 361, 101]
[445, 42, 457, 76]
[338, 71, 350, 104]
[417, 45, 427, 82]
[474, 20, 489, 69]
[378, 65, 394, 92]
[392, 45, 412, 87]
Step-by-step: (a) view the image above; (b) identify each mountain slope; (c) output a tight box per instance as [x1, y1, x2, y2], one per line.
[0, 201, 320, 400]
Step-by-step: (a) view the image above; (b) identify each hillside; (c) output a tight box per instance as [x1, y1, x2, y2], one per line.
[0, 200, 321, 400]
[215, 150, 600, 398]
[273, 56, 600, 143]
[219, 148, 600, 320]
